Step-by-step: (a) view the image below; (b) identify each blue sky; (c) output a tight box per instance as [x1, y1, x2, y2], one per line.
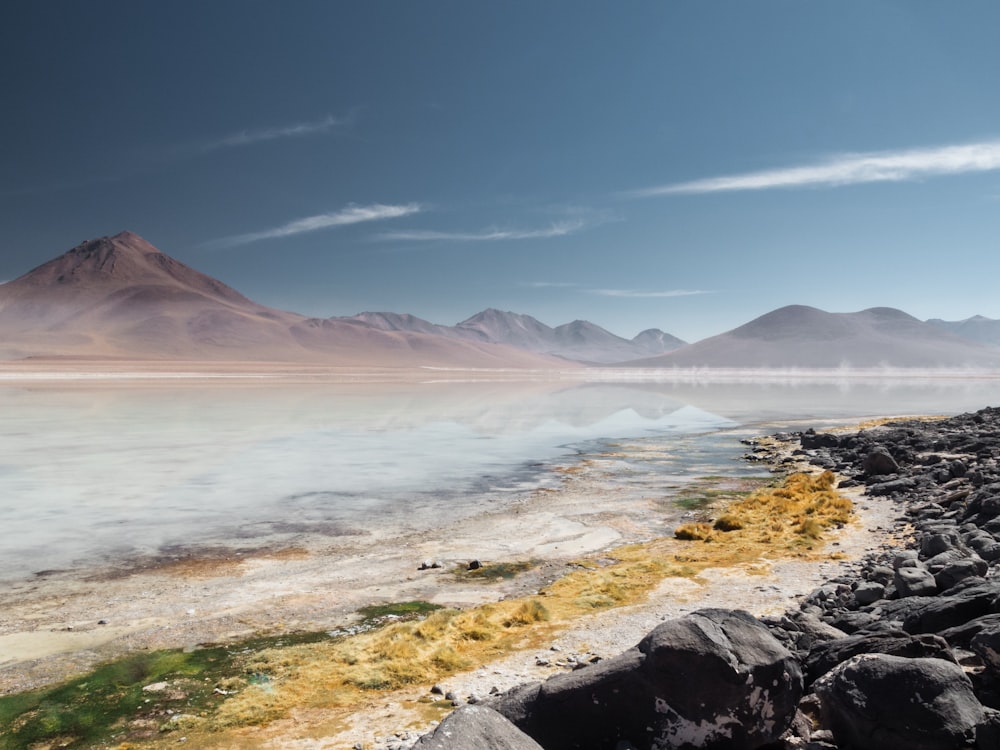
[3, 1, 1000, 342]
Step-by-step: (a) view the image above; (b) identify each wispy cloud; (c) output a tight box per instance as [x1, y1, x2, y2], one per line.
[207, 203, 422, 248]
[198, 114, 350, 153]
[632, 139, 1000, 196]
[3, 114, 355, 198]
[589, 288, 712, 298]
[377, 219, 586, 242]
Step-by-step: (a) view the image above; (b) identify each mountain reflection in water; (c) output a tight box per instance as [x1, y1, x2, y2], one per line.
[2, 377, 999, 583]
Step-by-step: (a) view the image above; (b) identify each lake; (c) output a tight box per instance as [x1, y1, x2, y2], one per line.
[2, 374, 999, 585]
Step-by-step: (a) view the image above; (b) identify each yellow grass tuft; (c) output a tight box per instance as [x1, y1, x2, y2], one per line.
[713, 514, 744, 531]
[674, 522, 714, 540]
[671, 470, 851, 554]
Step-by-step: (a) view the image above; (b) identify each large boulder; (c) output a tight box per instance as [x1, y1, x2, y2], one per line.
[815, 654, 984, 750]
[940, 614, 1000, 649]
[863, 446, 900, 477]
[902, 579, 1000, 635]
[492, 608, 802, 750]
[895, 566, 939, 597]
[805, 631, 955, 685]
[412, 705, 545, 750]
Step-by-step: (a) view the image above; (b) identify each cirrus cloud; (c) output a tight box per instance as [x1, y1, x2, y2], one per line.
[198, 114, 351, 153]
[631, 139, 1000, 196]
[206, 203, 422, 248]
[377, 219, 586, 242]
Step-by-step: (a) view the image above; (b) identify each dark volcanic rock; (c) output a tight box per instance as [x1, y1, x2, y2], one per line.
[411, 705, 544, 749]
[941, 614, 1000, 649]
[869, 477, 919, 496]
[853, 581, 886, 605]
[895, 565, 939, 597]
[971, 626, 1000, 671]
[805, 631, 955, 684]
[864, 446, 900, 477]
[901, 579, 1000, 635]
[935, 558, 986, 591]
[492, 609, 802, 750]
[815, 654, 984, 750]
[416, 407, 1000, 749]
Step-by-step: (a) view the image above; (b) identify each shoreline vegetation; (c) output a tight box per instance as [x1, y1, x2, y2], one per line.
[0, 436, 862, 749]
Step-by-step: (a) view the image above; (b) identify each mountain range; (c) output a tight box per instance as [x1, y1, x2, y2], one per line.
[0, 232, 564, 368]
[927, 316, 1000, 347]
[343, 309, 685, 364]
[1, 231, 999, 369]
[625, 305, 1000, 369]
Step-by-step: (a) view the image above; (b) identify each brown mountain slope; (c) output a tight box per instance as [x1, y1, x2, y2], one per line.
[623, 305, 1000, 369]
[0, 232, 569, 368]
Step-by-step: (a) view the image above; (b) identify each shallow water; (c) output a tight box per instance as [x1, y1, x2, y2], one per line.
[2, 376, 999, 584]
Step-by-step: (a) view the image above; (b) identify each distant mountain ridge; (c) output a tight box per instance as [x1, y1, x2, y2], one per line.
[341, 308, 686, 364]
[3, 232, 999, 370]
[0, 232, 569, 368]
[626, 305, 1000, 369]
[927, 315, 1000, 347]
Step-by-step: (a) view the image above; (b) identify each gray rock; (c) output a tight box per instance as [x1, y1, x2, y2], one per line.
[868, 565, 896, 585]
[815, 654, 984, 750]
[921, 531, 964, 559]
[924, 549, 987, 577]
[976, 707, 1000, 750]
[492, 608, 802, 750]
[970, 625, 1000, 671]
[781, 611, 849, 652]
[854, 581, 886, 605]
[934, 559, 984, 592]
[893, 550, 920, 569]
[864, 447, 899, 477]
[805, 631, 955, 684]
[895, 566, 938, 597]
[412, 705, 544, 750]
[870, 477, 919, 496]
[940, 614, 1000, 649]
[902, 579, 1000, 635]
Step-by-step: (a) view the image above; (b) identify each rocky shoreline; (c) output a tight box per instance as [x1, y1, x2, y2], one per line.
[414, 406, 1000, 749]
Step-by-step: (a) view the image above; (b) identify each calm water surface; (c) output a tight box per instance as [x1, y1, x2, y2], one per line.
[2, 377, 999, 583]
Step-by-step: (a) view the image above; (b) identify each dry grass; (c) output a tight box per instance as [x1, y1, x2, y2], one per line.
[833, 414, 948, 432]
[122, 470, 853, 748]
[200, 597, 556, 732]
[674, 471, 851, 551]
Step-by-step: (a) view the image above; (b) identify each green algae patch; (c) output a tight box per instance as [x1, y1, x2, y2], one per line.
[0, 646, 242, 750]
[671, 476, 775, 511]
[457, 560, 537, 581]
[356, 600, 443, 624]
[0, 604, 439, 750]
